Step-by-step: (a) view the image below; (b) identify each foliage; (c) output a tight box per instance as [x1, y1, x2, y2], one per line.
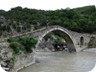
[19, 36, 37, 53]
[9, 42, 22, 54]
[7, 37, 18, 43]
[44, 32, 53, 41]
[0, 5, 96, 33]
[54, 35, 64, 45]
[8, 35, 37, 53]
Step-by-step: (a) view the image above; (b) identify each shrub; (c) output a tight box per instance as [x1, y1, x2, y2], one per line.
[7, 37, 17, 43]
[9, 42, 22, 54]
[54, 35, 63, 45]
[19, 36, 37, 53]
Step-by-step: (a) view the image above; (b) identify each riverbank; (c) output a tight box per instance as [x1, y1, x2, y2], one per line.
[83, 48, 96, 53]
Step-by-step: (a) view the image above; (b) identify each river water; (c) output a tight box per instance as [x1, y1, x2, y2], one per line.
[18, 49, 96, 72]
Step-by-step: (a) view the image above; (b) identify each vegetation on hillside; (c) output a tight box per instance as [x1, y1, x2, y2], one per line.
[0, 5, 96, 34]
[8, 36, 37, 54]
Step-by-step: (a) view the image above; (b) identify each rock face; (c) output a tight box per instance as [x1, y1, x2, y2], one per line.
[88, 36, 96, 48]
[0, 42, 13, 71]
[0, 16, 35, 37]
[0, 41, 35, 72]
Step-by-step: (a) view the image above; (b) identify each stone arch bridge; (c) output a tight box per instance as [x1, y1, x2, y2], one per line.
[1, 25, 96, 52]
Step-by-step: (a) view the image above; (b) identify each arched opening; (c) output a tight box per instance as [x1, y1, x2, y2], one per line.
[37, 30, 76, 52]
[80, 36, 84, 46]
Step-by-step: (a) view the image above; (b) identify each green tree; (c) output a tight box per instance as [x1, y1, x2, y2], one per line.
[54, 35, 63, 45]
[7, 37, 18, 43]
[19, 36, 37, 53]
[9, 42, 22, 54]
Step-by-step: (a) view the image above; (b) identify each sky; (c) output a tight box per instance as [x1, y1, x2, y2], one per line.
[0, 0, 96, 11]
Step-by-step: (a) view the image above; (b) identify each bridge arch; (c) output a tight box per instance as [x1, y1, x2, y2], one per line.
[36, 26, 76, 52]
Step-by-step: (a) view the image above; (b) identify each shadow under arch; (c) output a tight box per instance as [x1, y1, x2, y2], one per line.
[80, 36, 84, 46]
[36, 28, 76, 52]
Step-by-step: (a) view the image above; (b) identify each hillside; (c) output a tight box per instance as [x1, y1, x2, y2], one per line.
[0, 5, 96, 37]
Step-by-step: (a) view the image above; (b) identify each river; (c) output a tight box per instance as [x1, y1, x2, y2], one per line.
[18, 49, 96, 72]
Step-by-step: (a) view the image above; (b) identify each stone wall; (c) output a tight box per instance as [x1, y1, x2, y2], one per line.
[10, 53, 35, 72]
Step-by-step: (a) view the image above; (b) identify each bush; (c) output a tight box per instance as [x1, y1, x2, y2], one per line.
[19, 36, 37, 53]
[54, 35, 63, 45]
[8, 35, 37, 53]
[7, 37, 17, 43]
[9, 42, 22, 54]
